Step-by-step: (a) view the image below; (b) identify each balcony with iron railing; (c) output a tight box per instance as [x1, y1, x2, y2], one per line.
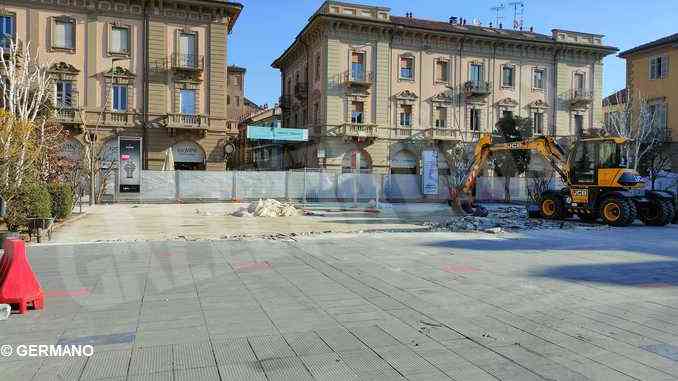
[341, 70, 373, 88]
[170, 53, 204, 71]
[165, 113, 209, 130]
[334, 123, 380, 138]
[568, 89, 593, 108]
[463, 81, 492, 98]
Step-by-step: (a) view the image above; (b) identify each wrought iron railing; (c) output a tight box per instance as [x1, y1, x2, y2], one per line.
[171, 53, 204, 70]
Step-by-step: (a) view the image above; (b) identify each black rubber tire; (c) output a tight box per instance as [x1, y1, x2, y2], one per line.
[600, 197, 636, 227]
[577, 212, 599, 223]
[640, 199, 675, 226]
[540, 194, 566, 220]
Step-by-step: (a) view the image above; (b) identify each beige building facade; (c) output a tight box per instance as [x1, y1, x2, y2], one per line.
[272, 1, 617, 174]
[0, 0, 241, 171]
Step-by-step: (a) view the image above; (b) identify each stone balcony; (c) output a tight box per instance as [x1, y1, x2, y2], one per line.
[103, 111, 137, 128]
[463, 81, 492, 98]
[55, 108, 82, 125]
[165, 113, 209, 130]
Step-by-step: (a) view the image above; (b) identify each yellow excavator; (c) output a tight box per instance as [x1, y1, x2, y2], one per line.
[451, 133, 676, 226]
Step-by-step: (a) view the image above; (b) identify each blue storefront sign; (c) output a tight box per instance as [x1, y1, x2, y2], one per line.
[247, 125, 308, 142]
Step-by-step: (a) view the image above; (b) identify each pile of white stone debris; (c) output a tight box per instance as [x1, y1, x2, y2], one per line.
[425, 206, 601, 233]
[231, 199, 301, 218]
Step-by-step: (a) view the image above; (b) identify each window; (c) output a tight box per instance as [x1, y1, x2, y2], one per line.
[650, 56, 669, 80]
[533, 69, 545, 90]
[179, 89, 196, 114]
[502, 110, 513, 120]
[533, 112, 544, 134]
[399, 56, 414, 80]
[314, 102, 319, 123]
[573, 140, 595, 183]
[227, 95, 230, 105]
[286, 78, 291, 95]
[399, 105, 412, 126]
[470, 63, 483, 84]
[315, 54, 321, 81]
[53, 18, 75, 50]
[230, 75, 241, 89]
[574, 114, 584, 136]
[109, 25, 130, 54]
[435, 60, 448, 82]
[235, 96, 240, 106]
[648, 103, 667, 131]
[502, 66, 515, 87]
[434, 107, 447, 128]
[598, 141, 622, 169]
[574, 73, 585, 92]
[0, 14, 15, 48]
[177, 32, 197, 67]
[351, 52, 365, 81]
[469, 109, 480, 131]
[112, 85, 127, 111]
[350, 101, 364, 124]
[55, 81, 74, 108]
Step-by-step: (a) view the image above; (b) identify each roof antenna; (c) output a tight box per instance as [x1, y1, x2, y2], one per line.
[490, 3, 505, 28]
[508, 1, 525, 30]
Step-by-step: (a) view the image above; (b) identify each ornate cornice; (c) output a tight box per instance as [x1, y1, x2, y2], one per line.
[393, 90, 418, 101]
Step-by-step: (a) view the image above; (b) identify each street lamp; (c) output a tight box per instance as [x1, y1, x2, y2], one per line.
[88, 57, 128, 206]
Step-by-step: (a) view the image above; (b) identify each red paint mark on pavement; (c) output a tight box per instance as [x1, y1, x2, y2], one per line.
[44, 288, 91, 298]
[442, 265, 479, 273]
[233, 261, 272, 272]
[638, 283, 673, 288]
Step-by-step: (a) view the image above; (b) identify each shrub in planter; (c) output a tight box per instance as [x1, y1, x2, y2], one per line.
[4, 181, 52, 231]
[48, 182, 75, 220]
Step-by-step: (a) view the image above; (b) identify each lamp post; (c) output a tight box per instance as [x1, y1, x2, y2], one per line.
[88, 57, 128, 206]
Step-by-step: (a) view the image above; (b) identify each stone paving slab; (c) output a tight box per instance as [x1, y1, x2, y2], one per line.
[3, 226, 678, 380]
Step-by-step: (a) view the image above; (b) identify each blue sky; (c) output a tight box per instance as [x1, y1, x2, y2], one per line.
[229, 0, 677, 106]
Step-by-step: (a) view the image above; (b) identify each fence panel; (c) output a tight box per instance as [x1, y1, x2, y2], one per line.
[141, 171, 176, 201]
[384, 174, 421, 201]
[177, 171, 232, 201]
[235, 171, 287, 200]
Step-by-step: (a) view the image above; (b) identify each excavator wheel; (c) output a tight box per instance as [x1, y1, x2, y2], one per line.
[640, 199, 675, 226]
[600, 197, 637, 227]
[540, 194, 566, 220]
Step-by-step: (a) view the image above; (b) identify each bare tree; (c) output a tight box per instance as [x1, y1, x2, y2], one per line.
[0, 40, 55, 196]
[603, 90, 667, 170]
[526, 169, 555, 204]
[446, 142, 476, 190]
[640, 149, 672, 190]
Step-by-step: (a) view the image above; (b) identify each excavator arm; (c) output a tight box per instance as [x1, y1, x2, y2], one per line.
[450, 133, 570, 213]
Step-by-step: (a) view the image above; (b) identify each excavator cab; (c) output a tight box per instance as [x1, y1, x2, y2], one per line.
[541, 136, 674, 226]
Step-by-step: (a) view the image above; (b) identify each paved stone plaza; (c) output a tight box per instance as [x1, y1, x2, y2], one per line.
[2, 226, 678, 380]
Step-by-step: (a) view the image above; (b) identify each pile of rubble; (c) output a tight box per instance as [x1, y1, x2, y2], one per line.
[231, 199, 301, 218]
[425, 206, 599, 233]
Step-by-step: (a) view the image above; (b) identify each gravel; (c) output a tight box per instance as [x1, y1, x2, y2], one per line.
[424, 206, 606, 233]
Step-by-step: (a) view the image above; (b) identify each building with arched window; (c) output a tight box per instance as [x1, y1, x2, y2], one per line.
[2, 0, 242, 172]
[272, 1, 617, 173]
